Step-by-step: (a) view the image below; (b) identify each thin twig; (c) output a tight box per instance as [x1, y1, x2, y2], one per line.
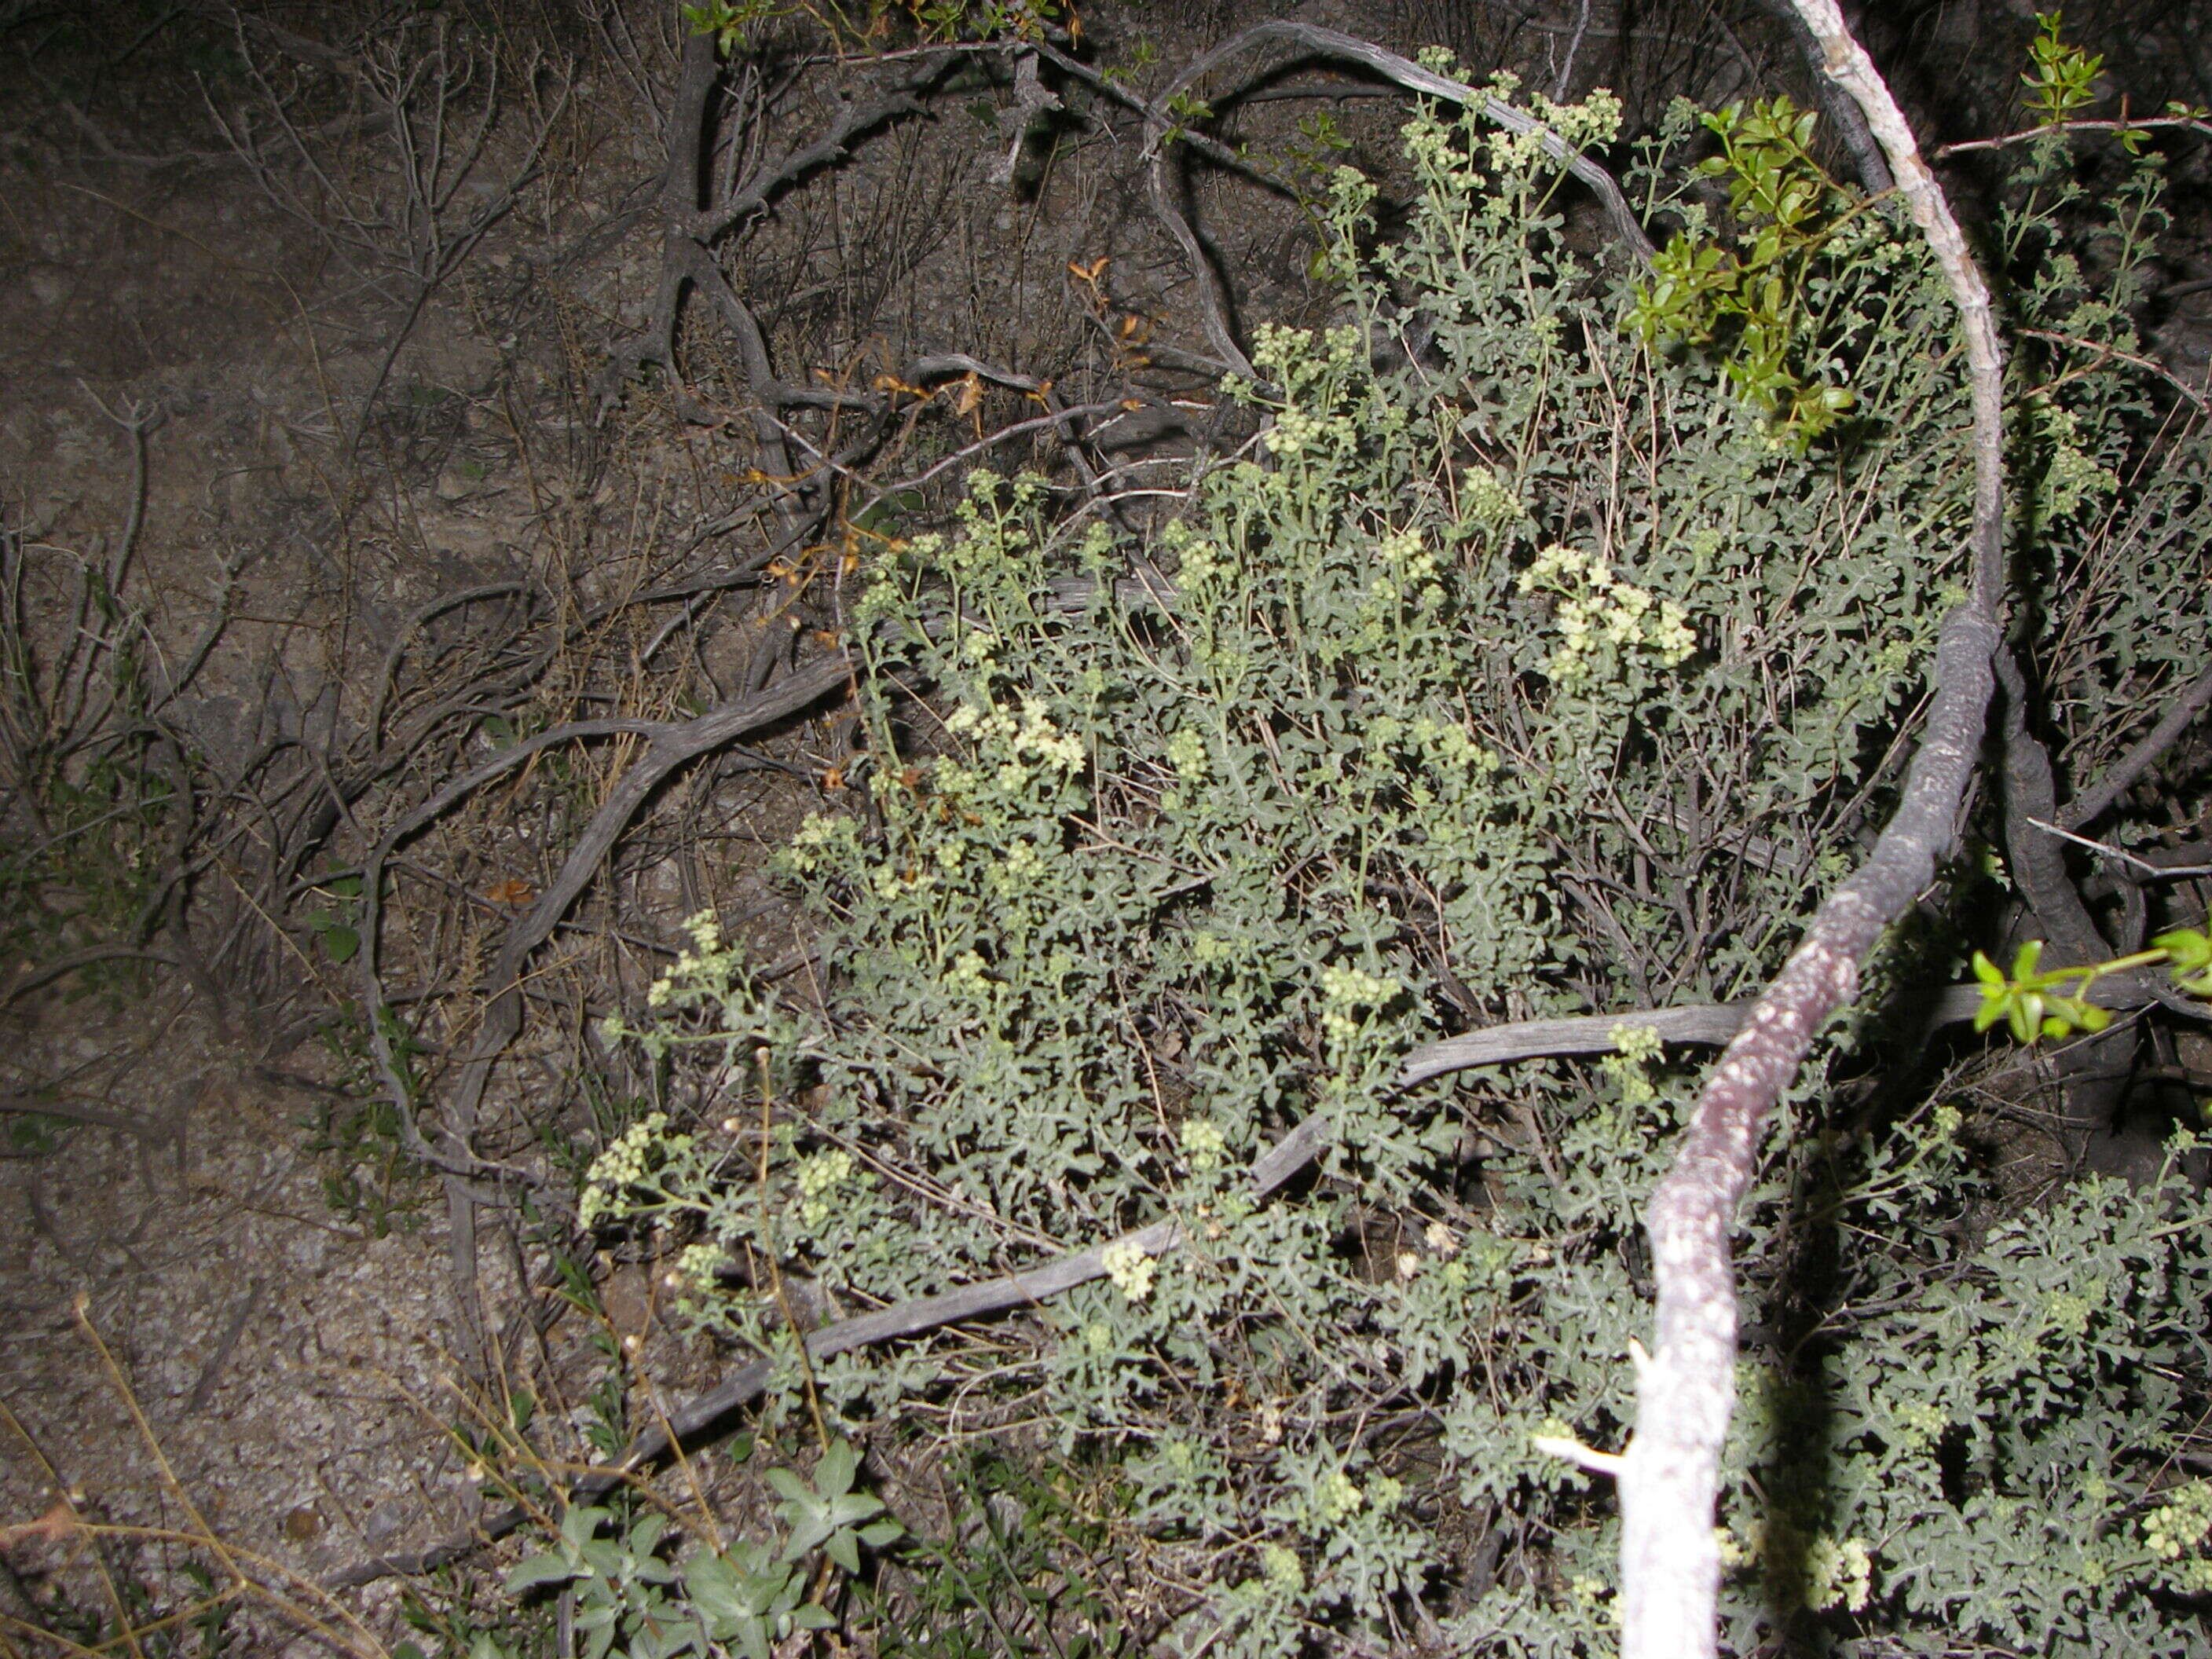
[2027, 815, 2212, 878]
[1936, 113, 2212, 157]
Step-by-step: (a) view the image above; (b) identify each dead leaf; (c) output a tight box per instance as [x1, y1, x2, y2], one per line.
[0, 1500, 84, 1553]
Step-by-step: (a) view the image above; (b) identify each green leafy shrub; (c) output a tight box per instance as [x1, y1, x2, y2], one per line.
[1627, 94, 1866, 447]
[588, 83, 2212, 1657]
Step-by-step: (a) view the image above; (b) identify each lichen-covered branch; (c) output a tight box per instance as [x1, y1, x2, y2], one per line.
[1616, 0, 2011, 1650]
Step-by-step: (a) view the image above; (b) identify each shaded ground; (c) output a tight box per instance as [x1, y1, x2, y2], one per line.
[0, 997, 478, 1639]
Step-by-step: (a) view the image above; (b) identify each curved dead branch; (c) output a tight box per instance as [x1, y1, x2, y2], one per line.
[1617, 0, 2010, 1650]
[1132, 22, 1655, 390]
[356, 654, 856, 1173]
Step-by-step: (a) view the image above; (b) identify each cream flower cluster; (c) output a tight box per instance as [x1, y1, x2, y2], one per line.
[646, 910, 731, 1008]
[943, 695, 1087, 785]
[782, 811, 859, 876]
[2147, 1481, 2212, 1591]
[1101, 1239, 1158, 1302]
[1517, 544, 1696, 683]
[1166, 726, 1209, 783]
[578, 1111, 673, 1227]
[1375, 527, 1438, 584]
[1802, 1533, 1874, 1613]
[1602, 1020, 1667, 1107]
[672, 1241, 723, 1295]
[1179, 1118, 1228, 1176]
[1248, 324, 1366, 461]
[1459, 465, 1522, 530]
[794, 1147, 855, 1231]
[1311, 1468, 1364, 1525]
[1159, 519, 1232, 591]
[1320, 961, 1401, 1049]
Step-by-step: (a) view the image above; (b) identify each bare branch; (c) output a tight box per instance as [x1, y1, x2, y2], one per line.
[407, 654, 858, 1155]
[2031, 817, 2212, 881]
[1146, 24, 1657, 264]
[1617, 0, 2012, 1646]
[690, 68, 942, 244]
[1130, 23, 1654, 388]
[1936, 113, 2212, 157]
[2060, 661, 2212, 831]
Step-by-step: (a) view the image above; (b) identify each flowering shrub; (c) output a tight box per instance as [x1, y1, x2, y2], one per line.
[588, 82, 2212, 1657]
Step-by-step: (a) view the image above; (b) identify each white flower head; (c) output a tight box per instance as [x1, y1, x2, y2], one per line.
[1101, 1239, 1158, 1302]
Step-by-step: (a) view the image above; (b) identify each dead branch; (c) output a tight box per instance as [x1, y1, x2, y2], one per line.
[1994, 646, 2115, 964]
[352, 653, 855, 1190]
[599, 31, 941, 405]
[211, 13, 571, 451]
[2060, 661, 2212, 831]
[430, 652, 857, 1145]
[1150, 24, 1657, 260]
[1615, 0, 2011, 1649]
[1130, 22, 1656, 389]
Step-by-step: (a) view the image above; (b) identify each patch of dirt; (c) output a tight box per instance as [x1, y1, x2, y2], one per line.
[0, 994, 474, 1649]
